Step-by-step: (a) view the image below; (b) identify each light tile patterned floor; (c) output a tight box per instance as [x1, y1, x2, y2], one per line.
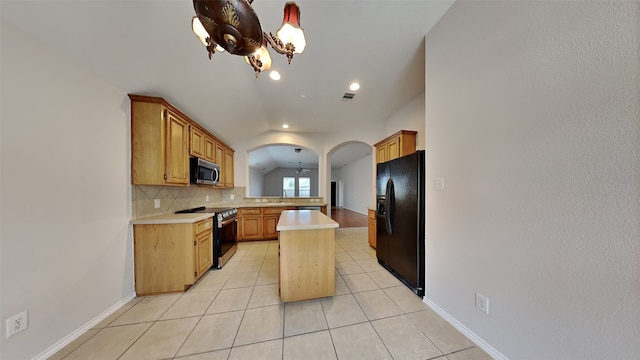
[51, 227, 492, 360]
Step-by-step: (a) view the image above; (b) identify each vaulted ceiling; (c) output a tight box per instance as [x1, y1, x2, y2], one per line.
[1, 0, 454, 167]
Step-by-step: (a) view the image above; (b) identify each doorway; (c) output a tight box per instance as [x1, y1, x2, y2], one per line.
[331, 181, 337, 208]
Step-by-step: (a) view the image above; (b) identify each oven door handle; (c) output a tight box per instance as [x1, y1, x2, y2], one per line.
[220, 217, 237, 227]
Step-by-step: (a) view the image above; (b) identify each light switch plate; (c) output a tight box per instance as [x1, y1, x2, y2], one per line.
[436, 177, 445, 190]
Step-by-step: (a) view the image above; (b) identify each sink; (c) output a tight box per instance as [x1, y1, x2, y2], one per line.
[262, 202, 297, 207]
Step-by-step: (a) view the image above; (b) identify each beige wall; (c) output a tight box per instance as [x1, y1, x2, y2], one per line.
[1, 20, 133, 359]
[424, 1, 639, 359]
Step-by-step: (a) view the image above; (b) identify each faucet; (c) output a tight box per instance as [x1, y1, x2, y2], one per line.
[279, 190, 287, 202]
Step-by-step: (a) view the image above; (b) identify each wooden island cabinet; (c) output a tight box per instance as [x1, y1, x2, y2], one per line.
[277, 210, 338, 302]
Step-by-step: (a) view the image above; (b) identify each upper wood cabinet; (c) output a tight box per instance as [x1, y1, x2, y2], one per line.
[130, 97, 189, 186]
[189, 125, 205, 158]
[374, 130, 417, 163]
[165, 111, 190, 185]
[213, 141, 235, 188]
[204, 135, 216, 163]
[129, 94, 235, 187]
[223, 147, 234, 187]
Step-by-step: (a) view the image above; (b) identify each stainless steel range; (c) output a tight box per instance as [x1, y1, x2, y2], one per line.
[176, 206, 238, 268]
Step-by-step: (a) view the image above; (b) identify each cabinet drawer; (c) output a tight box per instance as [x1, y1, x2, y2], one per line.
[240, 208, 261, 215]
[195, 218, 213, 234]
[263, 208, 285, 215]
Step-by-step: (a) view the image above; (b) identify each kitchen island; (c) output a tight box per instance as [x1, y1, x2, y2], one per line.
[277, 210, 339, 302]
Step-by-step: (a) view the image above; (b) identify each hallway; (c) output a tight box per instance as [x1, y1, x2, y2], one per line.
[330, 207, 368, 228]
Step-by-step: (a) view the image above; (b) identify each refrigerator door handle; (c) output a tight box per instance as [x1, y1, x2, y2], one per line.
[385, 179, 395, 235]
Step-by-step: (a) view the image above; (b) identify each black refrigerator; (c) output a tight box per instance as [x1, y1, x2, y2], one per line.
[376, 150, 425, 297]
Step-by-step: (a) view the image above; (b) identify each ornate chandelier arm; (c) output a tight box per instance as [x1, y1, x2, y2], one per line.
[246, 54, 263, 78]
[264, 32, 295, 64]
[206, 40, 218, 60]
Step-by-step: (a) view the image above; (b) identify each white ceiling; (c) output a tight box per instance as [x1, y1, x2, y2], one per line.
[1, 0, 453, 165]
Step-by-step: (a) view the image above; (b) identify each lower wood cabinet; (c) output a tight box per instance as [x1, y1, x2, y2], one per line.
[239, 208, 262, 240]
[134, 218, 213, 295]
[368, 209, 376, 249]
[238, 207, 297, 241]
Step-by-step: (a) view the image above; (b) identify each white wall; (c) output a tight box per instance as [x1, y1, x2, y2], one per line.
[333, 155, 373, 215]
[424, 2, 639, 359]
[248, 167, 264, 196]
[385, 92, 425, 150]
[1, 21, 134, 359]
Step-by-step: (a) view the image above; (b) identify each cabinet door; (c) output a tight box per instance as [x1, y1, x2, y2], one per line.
[215, 143, 225, 186]
[195, 230, 213, 279]
[387, 136, 400, 161]
[165, 110, 190, 185]
[368, 209, 376, 249]
[223, 148, 234, 187]
[263, 215, 279, 239]
[376, 144, 387, 163]
[190, 126, 205, 158]
[204, 136, 216, 163]
[241, 216, 262, 240]
[215, 143, 225, 168]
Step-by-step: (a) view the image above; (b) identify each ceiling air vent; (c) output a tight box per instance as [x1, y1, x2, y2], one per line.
[342, 92, 356, 101]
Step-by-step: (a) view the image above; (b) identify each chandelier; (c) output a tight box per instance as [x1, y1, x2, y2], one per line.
[191, 0, 306, 78]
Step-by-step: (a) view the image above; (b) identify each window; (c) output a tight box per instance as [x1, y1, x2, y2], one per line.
[282, 176, 311, 197]
[298, 177, 310, 197]
[282, 177, 295, 197]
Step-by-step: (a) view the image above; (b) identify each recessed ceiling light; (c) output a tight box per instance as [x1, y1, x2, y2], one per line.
[282, 123, 289, 129]
[349, 82, 360, 91]
[270, 71, 281, 80]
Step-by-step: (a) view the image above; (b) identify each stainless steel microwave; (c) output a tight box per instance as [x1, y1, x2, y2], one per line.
[190, 158, 220, 185]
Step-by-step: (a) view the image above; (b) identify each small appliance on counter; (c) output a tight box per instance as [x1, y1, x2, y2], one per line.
[176, 206, 238, 268]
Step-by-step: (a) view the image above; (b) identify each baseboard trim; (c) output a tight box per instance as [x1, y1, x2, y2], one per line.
[32, 292, 136, 360]
[423, 298, 509, 360]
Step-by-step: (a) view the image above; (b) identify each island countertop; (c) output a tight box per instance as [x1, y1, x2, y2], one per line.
[277, 210, 338, 231]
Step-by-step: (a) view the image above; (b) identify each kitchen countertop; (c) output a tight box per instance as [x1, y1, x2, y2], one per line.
[130, 213, 214, 225]
[277, 210, 338, 231]
[234, 202, 327, 208]
[131, 203, 328, 225]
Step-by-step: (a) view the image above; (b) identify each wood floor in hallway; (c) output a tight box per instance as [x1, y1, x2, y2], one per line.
[329, 207, 368, 228]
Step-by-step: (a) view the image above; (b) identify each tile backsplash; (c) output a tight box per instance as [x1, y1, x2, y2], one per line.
[132, 185, 323, 218]
[132, 185, 241, 218]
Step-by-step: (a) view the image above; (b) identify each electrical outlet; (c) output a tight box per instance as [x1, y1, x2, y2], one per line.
[475, 292, 489, 314]
[205, 196, 210, 202]
[230, 194, 235, 200]
[154, 199, 160, 209]
[6, 311, 28, 338]
[436, 177, 445, 190]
